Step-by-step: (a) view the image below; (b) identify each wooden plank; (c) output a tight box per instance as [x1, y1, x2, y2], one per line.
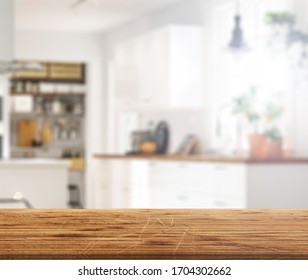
[11, 92, 85, 97]
[10, 61, 86, 83]
[93, 154, 308, 164]
[17, 120, 37, 147]
[0, 209, 308, 259]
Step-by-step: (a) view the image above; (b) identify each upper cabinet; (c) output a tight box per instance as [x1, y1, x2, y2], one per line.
[113, 25, 205, 110]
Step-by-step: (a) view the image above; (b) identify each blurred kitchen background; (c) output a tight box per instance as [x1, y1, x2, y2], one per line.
[0, 0, 308, 209]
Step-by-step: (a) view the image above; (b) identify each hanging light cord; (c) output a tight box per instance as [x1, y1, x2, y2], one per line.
[236, 0, 240, 15]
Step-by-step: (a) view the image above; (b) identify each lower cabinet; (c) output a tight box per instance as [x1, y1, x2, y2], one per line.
[148, 161, 246, 208]
[150, 186, 246, 209]
[95, 159, 308, 208]
[96, 160, 247, 209]
[150, 188, 214, 208]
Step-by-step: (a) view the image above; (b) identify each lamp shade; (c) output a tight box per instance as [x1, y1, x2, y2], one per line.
[228, 14, 250, 52]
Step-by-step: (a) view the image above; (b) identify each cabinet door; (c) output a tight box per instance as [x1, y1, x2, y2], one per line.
[149, 161, 247, 209]
[93, 161, 110, 208]
[138, 31, 169, 108]
[149, 161, 216, 195]
[213, 164, 246, 198]
[114, 39, 141, 109]
[150, 188, 215, 209]
[97, 183, 110, 208]
[112, 184, 131, 208]
[114, 63, 139, 109]
[107, 161, 131, 208]
[210, 198, 246, 209]
[169, 26, 204, 108]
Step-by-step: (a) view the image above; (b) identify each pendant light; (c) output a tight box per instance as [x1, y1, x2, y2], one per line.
[0, 0, 43, 74]
[228, 0, 250, 52]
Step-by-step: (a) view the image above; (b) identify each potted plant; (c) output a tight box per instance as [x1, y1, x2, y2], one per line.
[232, 87, 265, 159]
[263, 103, 285, 159]
[265, 11, 308, 68]
[265, 12, 295, 48]
[263, 127, 283, 159]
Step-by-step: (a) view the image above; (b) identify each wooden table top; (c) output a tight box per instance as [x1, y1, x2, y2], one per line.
[1, 209, 308, 260]
[94, 154, 308, 164]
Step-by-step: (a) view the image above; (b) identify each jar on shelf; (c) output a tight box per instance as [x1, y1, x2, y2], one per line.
[73, 100, 83, 115]
[15, 81, 25, 93]
[41, 121, 52, 145]
[43, 99, 52, 114]
[52, 99, 62, 114]
[34, 97, 43, 114]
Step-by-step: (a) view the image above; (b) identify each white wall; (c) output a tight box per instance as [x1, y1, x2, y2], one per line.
[290, 0, 308, 156]
[105, 0, 308, 157]
[104, 0, 213, 154]
[105, 0, 204, 50]
[15, 30, 106, 208]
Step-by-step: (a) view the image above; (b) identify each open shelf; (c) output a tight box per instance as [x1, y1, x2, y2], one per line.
[11, 92, 85, 97]
[10, 112, 84, 118]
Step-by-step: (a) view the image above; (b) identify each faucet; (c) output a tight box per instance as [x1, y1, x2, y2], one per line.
[216, 102, 231, 138]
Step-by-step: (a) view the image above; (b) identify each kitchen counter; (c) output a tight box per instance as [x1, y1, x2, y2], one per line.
[94, 153, 308, 164]
[0, 159, 68, 208]
[1, 209, 308, 259]
[0, 159, 69, 168]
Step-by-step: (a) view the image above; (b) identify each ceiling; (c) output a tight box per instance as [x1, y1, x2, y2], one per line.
[15, 0, 182, 33]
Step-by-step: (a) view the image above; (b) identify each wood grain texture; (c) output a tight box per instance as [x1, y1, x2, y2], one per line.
[94, 154, 308, 164]
[1, 209, 308, 260]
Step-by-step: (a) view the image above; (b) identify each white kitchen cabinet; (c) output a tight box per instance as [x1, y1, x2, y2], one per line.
[113, 25, 204, 110]
[96, 159, 247, 209]
[96, 160, 149, 208]
[247, 164, 308, 208]
[149, 161, 216, 194]
[106, 160, 131, 208]
[148, 161, 246, 208]
[0, 76, 9, 159]
[95, 158, 308, 209]
[93, 161, 111, 208]
[0, 160, 68, 208]
[213, 164, 246, 198]
[150, 188, 215, 209]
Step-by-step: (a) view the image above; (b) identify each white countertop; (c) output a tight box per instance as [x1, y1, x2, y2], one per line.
[0, 159, 69, 168]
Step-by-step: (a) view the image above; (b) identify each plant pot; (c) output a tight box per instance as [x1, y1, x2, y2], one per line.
[264, 139, 283, 160]
[248, 133, 266, 159]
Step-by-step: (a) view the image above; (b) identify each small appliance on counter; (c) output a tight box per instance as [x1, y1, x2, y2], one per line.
[127, 121, 169, 155]
[154, 121, 169, 154]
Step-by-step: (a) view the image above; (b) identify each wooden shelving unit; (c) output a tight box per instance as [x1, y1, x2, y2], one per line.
[11, 92, 85, 97]
[10, 112, 84, 118]
[11, 61, 86, 84]
[9, 60, 87, 208]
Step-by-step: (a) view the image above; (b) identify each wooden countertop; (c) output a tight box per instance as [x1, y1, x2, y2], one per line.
[94, 154, 308, 164]
[1, 209, 308, 260]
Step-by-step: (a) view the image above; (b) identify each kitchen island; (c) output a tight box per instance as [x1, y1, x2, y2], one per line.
[0, 209, 308, 259]
[93, 154, 308, 209]
[0, 159, 69, 208]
